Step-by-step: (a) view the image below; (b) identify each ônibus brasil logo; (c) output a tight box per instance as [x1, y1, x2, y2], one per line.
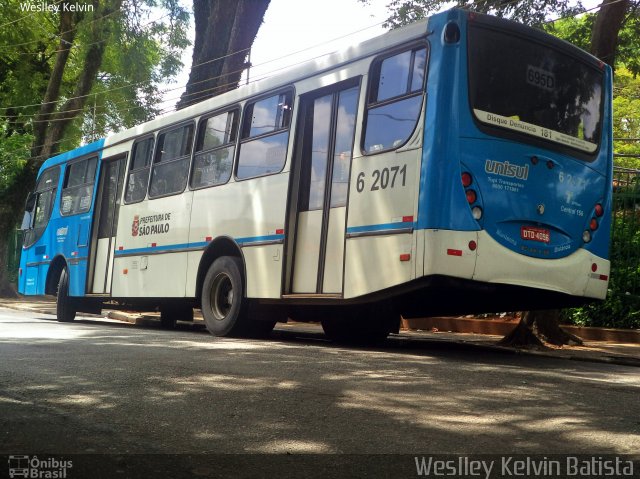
[8, 455, 73, 478]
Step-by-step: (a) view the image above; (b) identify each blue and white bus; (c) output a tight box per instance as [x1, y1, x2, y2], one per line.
[18, 9, 613, 341]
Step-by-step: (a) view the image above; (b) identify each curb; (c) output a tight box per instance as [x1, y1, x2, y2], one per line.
[2, 302, 639, 367]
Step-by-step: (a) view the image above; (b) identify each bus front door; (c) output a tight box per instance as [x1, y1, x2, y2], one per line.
[290, 82, 359, 294]
[88, 155, 125, 294]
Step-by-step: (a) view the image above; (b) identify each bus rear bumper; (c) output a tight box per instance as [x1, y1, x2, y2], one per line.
[471, 230, 609, 300]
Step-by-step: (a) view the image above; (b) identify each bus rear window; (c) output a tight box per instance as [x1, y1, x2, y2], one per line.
[468, 25, 603, 155]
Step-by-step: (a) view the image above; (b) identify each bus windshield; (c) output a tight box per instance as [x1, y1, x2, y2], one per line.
[468, 24, 603, 155]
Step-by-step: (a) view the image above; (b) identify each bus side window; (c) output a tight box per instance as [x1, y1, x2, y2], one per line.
[191, 109, 238, 189]
[125, 137, 154, 203]
[364, 45, 427, 153]
[236, 90, 293, 180]
[60, 156, 98, 216]
[149, 124, 194, 198]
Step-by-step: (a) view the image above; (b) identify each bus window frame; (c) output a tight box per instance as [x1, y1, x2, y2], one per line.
[235, 87, 295, 182]
[148, 121, 195, 200]
[189, 106, 240, 191]
[361, 41, 429, 156]
[22, 165, 60, 248]
[124, 134, 156, 205]
[59, 155, 98, 217]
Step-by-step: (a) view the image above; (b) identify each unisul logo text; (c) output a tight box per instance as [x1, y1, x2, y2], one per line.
[485, 159, 529, 181]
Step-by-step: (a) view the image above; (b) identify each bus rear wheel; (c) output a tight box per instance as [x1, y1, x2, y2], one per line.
[321, 306, 398, 344]
[160, 303, 193, 329]
[56, 267, 77, 323]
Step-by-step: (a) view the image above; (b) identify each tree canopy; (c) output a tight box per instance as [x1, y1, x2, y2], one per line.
[0, 0, 189, 295]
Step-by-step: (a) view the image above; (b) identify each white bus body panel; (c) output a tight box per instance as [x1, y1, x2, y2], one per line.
[186, 173, 290, 298]
[343, 115, 424, 299]
[112, 192, 193, 297]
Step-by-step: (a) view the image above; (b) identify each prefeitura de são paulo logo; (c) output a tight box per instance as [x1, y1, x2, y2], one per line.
[131, 215, 139, 237]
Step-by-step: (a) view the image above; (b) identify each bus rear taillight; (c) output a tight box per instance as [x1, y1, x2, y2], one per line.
[461, 170, 483, 221]
[594, 204, 604, 217]
[461, 172, 472, 187]
[590, 218, 599, 231]
[466, 189, 477, 204]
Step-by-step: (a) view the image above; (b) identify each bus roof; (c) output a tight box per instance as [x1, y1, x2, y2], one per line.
[40, 15, 431, 173]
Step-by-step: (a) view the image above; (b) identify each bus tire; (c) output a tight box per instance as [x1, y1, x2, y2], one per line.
[160, 303, 193, 329]
[322, 306, 397, 344]
[201, 256, 249, 337]
[56, 267, 76, 323]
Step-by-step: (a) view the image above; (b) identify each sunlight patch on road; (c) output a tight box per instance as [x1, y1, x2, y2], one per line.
[249, 439, 333, 453]
[0, 325, 91, 340]
[0, 395, 31, 405]
[163, 374, 300, 392]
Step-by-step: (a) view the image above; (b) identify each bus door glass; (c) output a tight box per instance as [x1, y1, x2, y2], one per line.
[90, 156, 125, 293]
[291, 83, 359, 293]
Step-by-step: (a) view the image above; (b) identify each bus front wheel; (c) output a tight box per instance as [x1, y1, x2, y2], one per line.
[201, 256, 249, 337]
[56, 267, 77, 323]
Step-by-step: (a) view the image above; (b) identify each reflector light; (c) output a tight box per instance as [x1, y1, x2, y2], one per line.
[151, 243, 157, 247]
[594, 204, 604, 217]
[118, 246, 124, 250]
[582, 230, 591, 243]
[468, 241, 477, 251]
[276, 229, 285, 235]
[447, 249, 463, 256]
[591, 263, 598, 272]
[466, 189, 477, 204]
[399, 254, 411, 262]
[590, 218, 598, 231]
[461, 172, 472, 187]
[205, 236, 212, 242]
[472, 206, 483, 220]
[402, 215, 414, 223]
[599, 274, 608, 281]
[123, 269, 128, 275]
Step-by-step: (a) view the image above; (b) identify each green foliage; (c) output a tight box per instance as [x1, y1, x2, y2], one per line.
[612, 68, 640, 169]
[374, 0, 586, 29]
[0, 127, 32, 196]
[0, 0, 189, 153]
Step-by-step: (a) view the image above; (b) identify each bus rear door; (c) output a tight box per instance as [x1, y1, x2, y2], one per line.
[287, 81, 360, 295]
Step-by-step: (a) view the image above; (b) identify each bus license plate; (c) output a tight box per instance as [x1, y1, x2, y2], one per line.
[521, 226, 550, 243]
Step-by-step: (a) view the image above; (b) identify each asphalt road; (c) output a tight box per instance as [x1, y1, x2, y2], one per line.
[1, 307, 639, 478]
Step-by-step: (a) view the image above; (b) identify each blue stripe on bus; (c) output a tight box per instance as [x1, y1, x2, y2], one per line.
[113, 234, 286, 256]
[346, 221, 416, 235]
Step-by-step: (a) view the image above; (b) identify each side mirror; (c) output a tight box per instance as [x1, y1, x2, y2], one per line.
[20, 211, 33, 231]
[20, 193, 36, 231]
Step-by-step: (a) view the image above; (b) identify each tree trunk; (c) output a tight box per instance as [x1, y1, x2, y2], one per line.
[31, 2, 76, 161]
[40, 0, 120, 160]
[590, 0, 630, 70]
[177, 0, 270, 110]
[498, 310, 583, 348]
